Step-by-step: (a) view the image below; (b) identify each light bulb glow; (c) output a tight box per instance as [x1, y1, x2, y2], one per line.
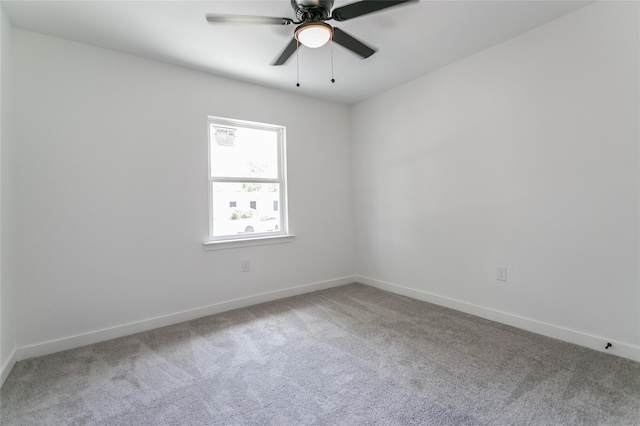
[296, 24, 332, 48]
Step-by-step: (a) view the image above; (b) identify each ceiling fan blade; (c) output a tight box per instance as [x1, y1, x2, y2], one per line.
[331, 0, 417, 22]
[332, 28, 376, 59]
[206, 14, 293, 25]
[272, 38, 298, 65]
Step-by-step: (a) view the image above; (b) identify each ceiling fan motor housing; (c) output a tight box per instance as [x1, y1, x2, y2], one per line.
[291, 0, 334, 22]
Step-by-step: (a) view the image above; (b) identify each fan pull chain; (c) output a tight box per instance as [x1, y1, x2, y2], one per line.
[330, 37, 335, 83]
[296, 39, 300, 87]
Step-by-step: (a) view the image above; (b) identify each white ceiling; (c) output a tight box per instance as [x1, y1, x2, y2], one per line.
[3, 0, 591, 105]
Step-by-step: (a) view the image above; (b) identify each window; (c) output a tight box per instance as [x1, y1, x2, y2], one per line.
[207, 116, 289, 243]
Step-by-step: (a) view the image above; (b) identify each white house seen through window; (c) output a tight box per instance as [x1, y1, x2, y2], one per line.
[208, 116, 288, 241]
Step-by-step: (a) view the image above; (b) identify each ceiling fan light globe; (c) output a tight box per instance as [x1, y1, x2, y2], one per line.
[296, 24, 332, 48]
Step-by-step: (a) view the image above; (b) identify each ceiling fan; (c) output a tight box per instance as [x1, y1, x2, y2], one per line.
[206, 0, 417, 66]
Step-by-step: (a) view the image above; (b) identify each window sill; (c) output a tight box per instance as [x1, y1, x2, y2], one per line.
[203, 234, 296, 251]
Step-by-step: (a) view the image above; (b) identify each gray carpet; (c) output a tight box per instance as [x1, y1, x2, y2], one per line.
[1, 283, 639, 425]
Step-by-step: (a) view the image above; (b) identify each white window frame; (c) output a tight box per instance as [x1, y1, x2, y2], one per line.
[204, 116, 293, 250]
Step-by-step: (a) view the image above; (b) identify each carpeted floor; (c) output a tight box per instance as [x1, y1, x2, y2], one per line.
[1, 283, 639, 425]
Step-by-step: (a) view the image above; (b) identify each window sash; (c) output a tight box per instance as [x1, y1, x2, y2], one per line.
[207, 116, 288, 242]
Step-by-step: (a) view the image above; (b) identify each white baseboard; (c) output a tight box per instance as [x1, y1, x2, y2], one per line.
[357, 275, 640, 363]
[12, 274, 638, 369]
[16, 275, 356, 362]
[1, 347, 17, 388]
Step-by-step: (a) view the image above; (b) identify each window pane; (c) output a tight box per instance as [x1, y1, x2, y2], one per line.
[212, 182, 281, 237]
[210, 125, 279, 179]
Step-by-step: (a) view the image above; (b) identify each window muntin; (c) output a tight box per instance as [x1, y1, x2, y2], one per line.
[208, 117, 288, 241]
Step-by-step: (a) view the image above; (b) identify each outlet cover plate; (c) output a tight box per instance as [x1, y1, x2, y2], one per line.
[497, 266, 507, 281]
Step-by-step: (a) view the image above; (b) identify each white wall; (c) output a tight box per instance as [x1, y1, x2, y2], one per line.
[1, 4, 17, 383]
[10, 28, 355, 356]
[352, 2, 640, 359]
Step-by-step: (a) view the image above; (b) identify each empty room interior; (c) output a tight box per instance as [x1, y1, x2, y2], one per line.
[1, 0, 639, 424]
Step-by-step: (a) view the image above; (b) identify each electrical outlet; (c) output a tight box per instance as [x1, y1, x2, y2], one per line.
[496, 266, 507, 281]
[241, 260, 250, 272]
